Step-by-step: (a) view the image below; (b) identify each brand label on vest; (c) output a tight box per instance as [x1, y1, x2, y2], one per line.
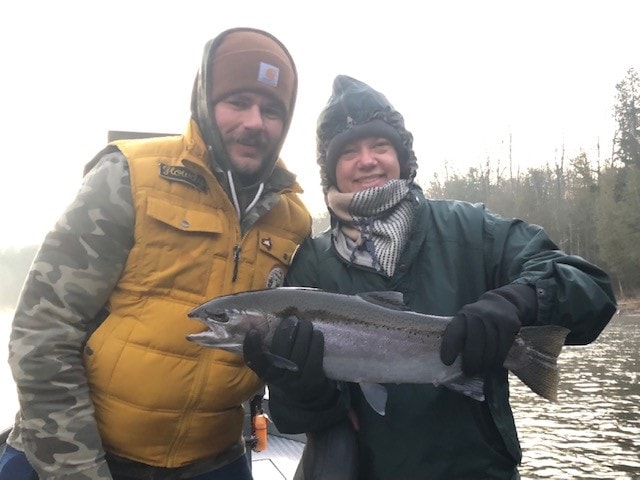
[266, 266, 285, 288]
[159, 163, 207, 191]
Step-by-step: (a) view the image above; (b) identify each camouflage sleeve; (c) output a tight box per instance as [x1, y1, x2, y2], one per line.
[8, 150, 134, 479]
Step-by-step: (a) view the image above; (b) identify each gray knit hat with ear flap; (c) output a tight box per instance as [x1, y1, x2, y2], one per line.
[316, 75, 418, 193]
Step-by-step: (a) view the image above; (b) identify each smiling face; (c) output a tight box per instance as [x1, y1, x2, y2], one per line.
[335, 136, 401, 193]
[213, 91, 285, 180]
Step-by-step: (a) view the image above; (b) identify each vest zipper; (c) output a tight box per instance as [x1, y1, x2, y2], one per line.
[232, 244, 241, 282]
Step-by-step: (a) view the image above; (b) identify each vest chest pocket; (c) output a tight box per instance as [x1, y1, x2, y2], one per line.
[252, 230, 301, 289]
[146, 196, 225, 234]
[136, 196, 227, 296]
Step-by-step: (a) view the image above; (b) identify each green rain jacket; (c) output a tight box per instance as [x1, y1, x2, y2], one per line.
[272, 185, 616, 480]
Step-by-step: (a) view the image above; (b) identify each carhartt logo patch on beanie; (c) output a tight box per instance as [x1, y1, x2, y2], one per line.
[258, 62, 280, 86]
[211, 31, 295, 115]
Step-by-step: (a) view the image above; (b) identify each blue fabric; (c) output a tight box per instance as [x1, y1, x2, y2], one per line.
[0, 445, 252, 480]
[0, 445, 38, 480]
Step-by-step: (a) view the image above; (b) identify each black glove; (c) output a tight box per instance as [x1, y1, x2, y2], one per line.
[243, 316, 336, 405]
[440, 284, 538, 376]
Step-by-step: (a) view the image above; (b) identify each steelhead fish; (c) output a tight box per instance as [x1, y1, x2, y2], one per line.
[187, 287, 569, 413]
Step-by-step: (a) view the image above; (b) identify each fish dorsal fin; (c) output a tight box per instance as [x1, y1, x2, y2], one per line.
[357, 291, 409, 311]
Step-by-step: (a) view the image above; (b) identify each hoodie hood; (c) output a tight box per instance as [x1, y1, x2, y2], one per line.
[191, 27, 298, 187]
[316, 75, 417, 194]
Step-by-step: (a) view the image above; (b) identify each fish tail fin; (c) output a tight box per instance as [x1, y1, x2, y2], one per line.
[509, 325, 570, 402]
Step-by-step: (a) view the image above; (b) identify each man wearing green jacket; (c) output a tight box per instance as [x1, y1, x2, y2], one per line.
[244, 75, 617, 479]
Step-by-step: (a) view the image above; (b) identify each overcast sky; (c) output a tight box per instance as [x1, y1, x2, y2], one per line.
[1, 0, 638, 248]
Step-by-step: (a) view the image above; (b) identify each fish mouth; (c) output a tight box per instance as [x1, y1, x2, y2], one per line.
[186, 318, 235, 346]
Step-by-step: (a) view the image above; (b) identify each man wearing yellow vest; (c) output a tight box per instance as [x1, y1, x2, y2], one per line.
[0, 27, 311, 480]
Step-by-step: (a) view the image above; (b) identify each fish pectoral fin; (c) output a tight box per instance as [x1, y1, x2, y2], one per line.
[359, 383, 388, 416]
[267, 353, 299, 372]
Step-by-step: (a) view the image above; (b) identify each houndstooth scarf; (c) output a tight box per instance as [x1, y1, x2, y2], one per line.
[327, 179, 415, 277]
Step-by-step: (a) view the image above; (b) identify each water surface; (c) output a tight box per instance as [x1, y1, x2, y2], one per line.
[512, 314, 639, 479]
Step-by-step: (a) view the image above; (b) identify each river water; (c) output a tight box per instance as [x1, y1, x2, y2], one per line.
[1, 312, 638, 479]
[511, 313, 640, 479]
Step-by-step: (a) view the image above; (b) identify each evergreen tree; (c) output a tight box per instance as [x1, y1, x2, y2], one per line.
[595, 165, 640, 296]
[567, 152, 599, 261]
[613, 68, 640, 168]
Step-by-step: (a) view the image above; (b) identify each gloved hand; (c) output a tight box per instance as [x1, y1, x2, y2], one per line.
[243, 316, 337, 405]
[440, 284, 538, 376]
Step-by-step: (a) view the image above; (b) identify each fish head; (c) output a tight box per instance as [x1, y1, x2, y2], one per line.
[186, 307, 277, 355]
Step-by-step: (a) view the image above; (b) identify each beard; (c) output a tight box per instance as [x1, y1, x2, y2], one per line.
[228, 131, 276, 185]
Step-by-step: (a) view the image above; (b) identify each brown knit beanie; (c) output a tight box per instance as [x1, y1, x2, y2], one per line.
[210, 30, 295, 115]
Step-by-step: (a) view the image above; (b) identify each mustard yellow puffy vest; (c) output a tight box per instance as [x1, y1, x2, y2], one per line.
[84, 126, 311, 467]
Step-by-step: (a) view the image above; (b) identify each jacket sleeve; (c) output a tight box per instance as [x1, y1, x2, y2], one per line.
[8, 151, 134, 479]
[486, 209, 617, 345]
[269, 236, 351, 434]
